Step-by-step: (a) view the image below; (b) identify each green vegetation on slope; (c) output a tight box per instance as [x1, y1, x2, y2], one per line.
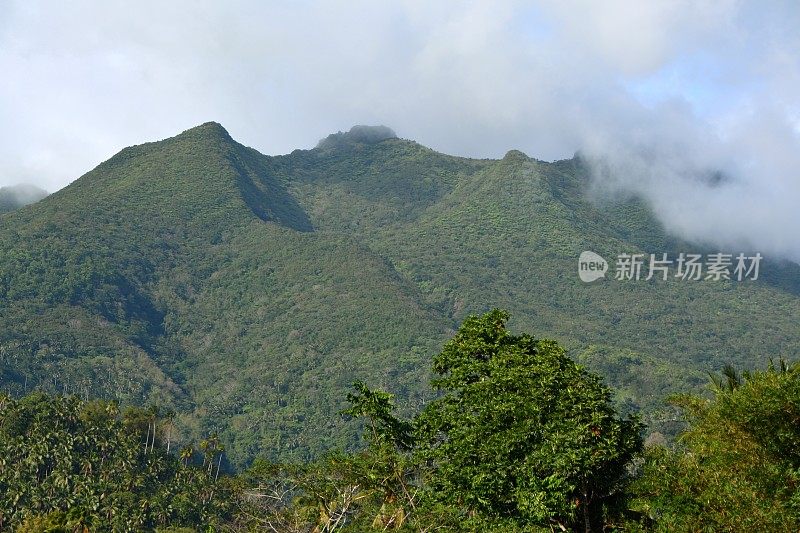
[0, 122, 798, 468]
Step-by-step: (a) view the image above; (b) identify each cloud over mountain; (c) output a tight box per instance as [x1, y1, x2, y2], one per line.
[1, 1, 798, 259]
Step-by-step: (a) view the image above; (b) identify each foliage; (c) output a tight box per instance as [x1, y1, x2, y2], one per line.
[344, 380, 414, 450]
[415, 310, 643, 530]
[0, 392, 232, 531]
[2, 315, 799, 532]
[629, 361, 800, 531]
[228, 381, 422, 531]
[230, 312, 647, 532]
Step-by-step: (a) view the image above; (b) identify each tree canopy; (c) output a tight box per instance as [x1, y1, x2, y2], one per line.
[630, 361, 800, 531]
[0, 311, 797, 532]
[416, 309, 643, 530]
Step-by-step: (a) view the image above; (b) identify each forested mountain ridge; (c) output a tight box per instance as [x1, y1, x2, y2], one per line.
[0, 122, 798, 467]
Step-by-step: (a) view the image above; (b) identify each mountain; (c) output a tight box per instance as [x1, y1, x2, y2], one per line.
[0, 123, 798, 468]
[0, 183, 48, 213]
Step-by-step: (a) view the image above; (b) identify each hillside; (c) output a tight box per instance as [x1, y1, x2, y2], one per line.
[0, 123, 797, 467]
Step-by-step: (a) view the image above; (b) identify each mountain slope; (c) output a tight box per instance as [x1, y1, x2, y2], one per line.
[0, 124, 452, 465]
[0, 123, 797, 467]
[280, 142, 800, 428]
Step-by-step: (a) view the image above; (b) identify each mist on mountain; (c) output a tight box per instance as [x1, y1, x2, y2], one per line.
[0, 122, 796, 468]
[0, 183, 48, 213]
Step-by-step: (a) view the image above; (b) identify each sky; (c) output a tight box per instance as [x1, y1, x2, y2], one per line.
[1, 0, 799, 261]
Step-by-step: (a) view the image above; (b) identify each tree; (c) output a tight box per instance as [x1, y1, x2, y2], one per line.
[0, 392, 232, 530]
[415, 310, 642, 531]
[233, 378, 459, 532]
[343, 381, 418, 529]
[630, 360, 800, 531]
[344, 381, 413, 451]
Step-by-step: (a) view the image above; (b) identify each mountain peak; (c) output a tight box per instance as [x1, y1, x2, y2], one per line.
[502, 149, 529, 162]
[57, 119, 314, 235]
[177, 121, 232, 141]
[316, 125, 397, 150]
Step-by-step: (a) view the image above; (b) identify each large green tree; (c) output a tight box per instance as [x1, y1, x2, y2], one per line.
[415, 310, 643, 531]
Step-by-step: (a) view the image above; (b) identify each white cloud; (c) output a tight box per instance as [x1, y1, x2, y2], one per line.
[0, 0, 798, 260]
[538, 0, 739, 75]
